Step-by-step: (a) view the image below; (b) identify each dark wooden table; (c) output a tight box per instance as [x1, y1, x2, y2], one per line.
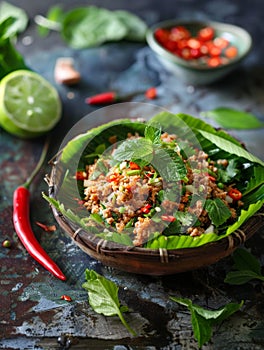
[1, 1, 264, 349]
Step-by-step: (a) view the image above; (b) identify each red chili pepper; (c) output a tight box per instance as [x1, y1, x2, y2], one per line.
[13, 138, 66, 281]
[60, 294, 72, 302]
[228, 188, 242, 201]
[75, 171, 87, 180]
[129, 161, 141, 170]
[145, 87, 157, 100]
[85, 91, 117, 105]
[206, 173, 216, 182]
[140, 203, 152, 214]
[106, 173, 120, 183]
[161, 215, 176, 222]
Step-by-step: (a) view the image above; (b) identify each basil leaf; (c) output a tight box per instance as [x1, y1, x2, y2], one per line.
[171, 297, 243, 348]
[82, 269, 136, 335]
[61, 6, 127, 49]
[224, 270, 264, 285]
[114, 10, 147, 41]
[201, 107, 264, 130]
[205, 198, 231, 227]
[191, 309, 213, 348]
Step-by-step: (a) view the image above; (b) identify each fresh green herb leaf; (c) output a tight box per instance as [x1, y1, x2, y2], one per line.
[198, 129, 264, 166]
[205, 198, 231, 227]
[35, 6, 63, 37]
[224, 270, 264, 285]
[82, 269, 136, 336]
[114, 10, 147, 42]
[0, 3, 28, 79]
[113, 137, 153, 163]
[61, 6, 127, 49]
[225, 248, 264, 285]
[0, 1, 28, 37]
[153, 147, 187, 182]
[217, 158, 239, 183]
[171, 297, 243, 348]
[201, 107, 264, 130]
[232, 248, 262, 275]
[144, 123, 161, 144]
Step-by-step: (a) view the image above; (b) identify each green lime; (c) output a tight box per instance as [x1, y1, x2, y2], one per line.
[0, 70, 62, 138]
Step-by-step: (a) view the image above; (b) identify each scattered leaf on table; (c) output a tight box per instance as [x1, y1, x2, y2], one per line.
[82, 269, 137, 336]
[201, 107, 264, 129]
[170, 296, 243, 348]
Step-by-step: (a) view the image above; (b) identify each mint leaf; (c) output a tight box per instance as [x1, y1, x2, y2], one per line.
[153, 147, 187, 182]
[201, 107, 264, 130]
[144, 123, 161, 144]
[82, 269, 136, 335]
[205, 198, 231, 226]
[113, 138, 153, 163]
[171, 297, 243, 348]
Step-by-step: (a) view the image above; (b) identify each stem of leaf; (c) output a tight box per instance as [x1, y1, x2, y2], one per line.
[117, 310, 137, 336]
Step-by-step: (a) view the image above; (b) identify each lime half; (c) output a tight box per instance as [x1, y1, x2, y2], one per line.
[0, 70, 62, 138]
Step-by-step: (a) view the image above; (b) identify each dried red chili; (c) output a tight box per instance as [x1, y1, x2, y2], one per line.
[60, 294, 72, 302]
[35, 221, 57, 232]
[145, 87, 157, 100]
[228, 188, 242, 201]
[85, 91, 117, 105]
[13, 138, 66, 281]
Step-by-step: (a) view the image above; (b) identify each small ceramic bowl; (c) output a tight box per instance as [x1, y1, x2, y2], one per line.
[146, 19, 252, 85]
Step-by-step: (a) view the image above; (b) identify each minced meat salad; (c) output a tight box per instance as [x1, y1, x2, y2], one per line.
[80, 124, 243, 247]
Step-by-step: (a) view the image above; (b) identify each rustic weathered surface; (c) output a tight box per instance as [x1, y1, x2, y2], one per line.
[1, 1, 264, 349]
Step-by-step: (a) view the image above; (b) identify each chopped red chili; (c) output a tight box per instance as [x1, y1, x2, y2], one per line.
[154, 24, 238, 67]
[161, 215, 176, 222]
[228, 188, 242, 201]
[75, 171, 87, 181]
[129, 161, 141, 170]
[140, 204, 152, 214]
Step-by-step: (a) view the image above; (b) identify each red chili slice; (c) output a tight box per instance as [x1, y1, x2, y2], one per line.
[161, 215, 176, 222]
[129, 162, 141, 170]
[228, 188, 242, 201]
[141, 204, 152, 214]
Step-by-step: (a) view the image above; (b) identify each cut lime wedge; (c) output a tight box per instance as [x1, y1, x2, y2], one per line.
[0, 70, 62, 138]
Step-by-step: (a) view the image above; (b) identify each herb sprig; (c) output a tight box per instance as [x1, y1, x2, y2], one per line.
[113, 123, 188, 182]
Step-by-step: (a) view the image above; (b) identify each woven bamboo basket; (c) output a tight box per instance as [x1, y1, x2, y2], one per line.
[46, 164, 264, 275]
